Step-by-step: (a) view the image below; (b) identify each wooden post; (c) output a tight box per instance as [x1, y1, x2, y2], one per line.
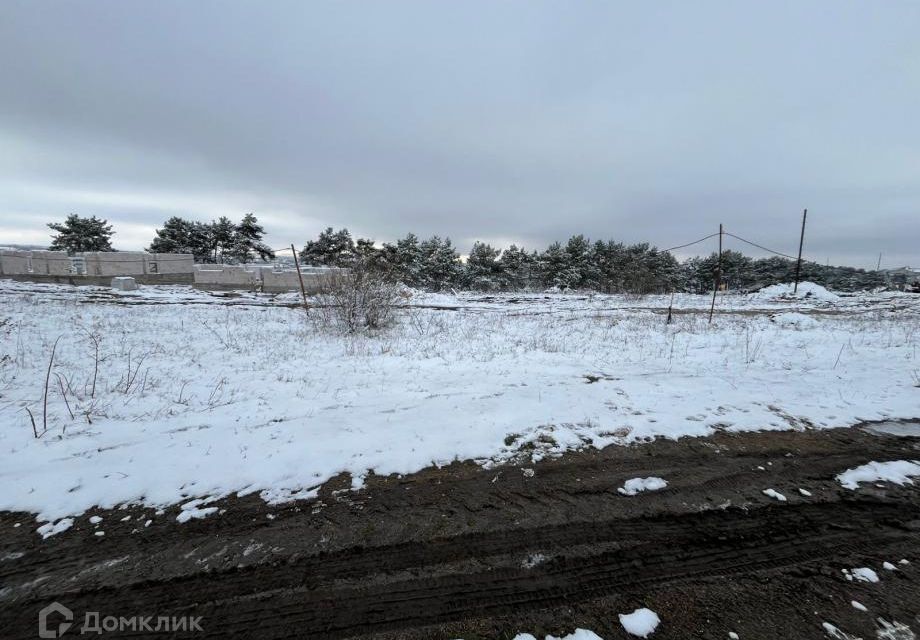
[793, 209, 807, 294]
[708, 224, 722, 323]
[291, 244, 309, 313]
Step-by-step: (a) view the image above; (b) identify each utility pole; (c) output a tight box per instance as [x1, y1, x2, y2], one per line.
[708, 223, 723, 324]
[291, 243, 309, 313]
[793, 209, 807, 294]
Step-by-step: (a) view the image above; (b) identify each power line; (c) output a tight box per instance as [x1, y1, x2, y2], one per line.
[722, 232, 798, 260]
[662, 232, 721, 252]
[661, 229, 806, 262]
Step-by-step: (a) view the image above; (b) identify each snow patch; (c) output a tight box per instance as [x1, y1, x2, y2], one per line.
[876, 619, 915, 640]
[36, 518, 74, 539]
[521, 553, 547, 569]
[618, 477, 668, 496]
[843, 567, 880, 583]
[754, 281, 840, 301]
[176, 499, 218, 524]
[762, 488, 787, 502]
[546, 630, 604, 640]
[619, 608, 661, 638]
[822, 621, 860, 639]
[836, 460, 920, 490]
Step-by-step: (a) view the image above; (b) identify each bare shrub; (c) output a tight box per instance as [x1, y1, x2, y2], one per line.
[312, 262, 402, 333]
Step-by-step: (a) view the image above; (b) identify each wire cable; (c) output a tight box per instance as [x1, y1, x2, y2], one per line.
[662, 232, 721, 253]
[722, 232, 798, 260]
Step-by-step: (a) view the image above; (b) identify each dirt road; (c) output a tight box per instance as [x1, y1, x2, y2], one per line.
[2, 426, 918, 639]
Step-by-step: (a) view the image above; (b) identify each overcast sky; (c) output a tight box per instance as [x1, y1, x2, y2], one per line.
[1, 1, 918, 267]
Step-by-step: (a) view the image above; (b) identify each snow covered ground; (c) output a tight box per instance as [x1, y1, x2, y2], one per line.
[1, 279, 918, 527]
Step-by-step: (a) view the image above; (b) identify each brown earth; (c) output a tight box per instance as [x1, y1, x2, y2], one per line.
[1, 426, 919, 639]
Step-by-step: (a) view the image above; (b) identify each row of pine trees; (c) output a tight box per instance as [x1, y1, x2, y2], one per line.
[148, 214, 274, 264]
[297, 227, 887, 293]
[47, 214, 887, 293]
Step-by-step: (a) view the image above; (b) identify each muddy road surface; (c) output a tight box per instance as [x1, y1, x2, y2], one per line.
[2, 426, 919, 639]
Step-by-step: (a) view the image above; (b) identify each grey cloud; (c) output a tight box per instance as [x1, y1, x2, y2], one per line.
[1, 0, 918, 268]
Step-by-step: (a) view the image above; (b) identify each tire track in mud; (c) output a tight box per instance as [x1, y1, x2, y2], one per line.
[221, 510, 918, 638]
[3, 499, 918, 639]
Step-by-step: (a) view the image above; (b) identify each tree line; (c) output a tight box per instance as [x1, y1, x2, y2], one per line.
[299, 227, 887, 293]
[46, 213, 275, 263]
[148, 214, 274, 263]
[44, 214, 888, 292]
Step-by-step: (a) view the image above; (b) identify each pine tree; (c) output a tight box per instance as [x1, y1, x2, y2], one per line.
[498, 244, 534, 290]
[206, 217, 235, 263]
[593, 240, 628, 293]
[419, 236, 461, 291]
[563, 234, 596, 289]
[48, 214, 115, 253]
[538, 241, 570, 289]
[300, 227, 356, 266]
[384, 233, 424, 286]
[149, 217, 193, 254]
[465, 242, 504, 290]
[188, 222, 215, 263]
[354, 238, 387, 271]
[230, 213, 275, 262]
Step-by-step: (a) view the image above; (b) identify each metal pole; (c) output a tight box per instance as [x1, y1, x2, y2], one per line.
[291, 244, 309, 313]
[793, 209, 807, 294]
[708, 223, 722, 323]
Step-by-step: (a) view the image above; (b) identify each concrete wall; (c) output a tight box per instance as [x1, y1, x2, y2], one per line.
[0, 250, 33, 275]
[193, 265, 347, 293]
[6, 273, 194, 286]
[0, 249, 195, 282]
[80, 252, 194, 276]
[193, 265, 263, 289]
[33, 250, 73, 275]
[152, 253, 194, 274]
[0, 250, 72, 275]
[261, 270, 302, 292]
[1, 250, 346, 292]
[83, 252, 147, 276]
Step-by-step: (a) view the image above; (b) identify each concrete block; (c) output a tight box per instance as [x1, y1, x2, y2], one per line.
[111, 277, 138, 291]
[84, 252, 147, 276]
[193, 265, 262, 289]
[0, 250, 32, 275]
[261, 270, 301, 292]
[153, 253, 194, 274]
[33, 251, 73, 275]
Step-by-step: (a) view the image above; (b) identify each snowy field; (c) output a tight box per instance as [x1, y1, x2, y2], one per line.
[1, 279, 918, 528]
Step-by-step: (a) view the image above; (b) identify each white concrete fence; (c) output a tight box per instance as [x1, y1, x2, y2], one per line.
[193, 264, 348, 292]
[0, 248, 343, 293]
[0, 250, 194, 279]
